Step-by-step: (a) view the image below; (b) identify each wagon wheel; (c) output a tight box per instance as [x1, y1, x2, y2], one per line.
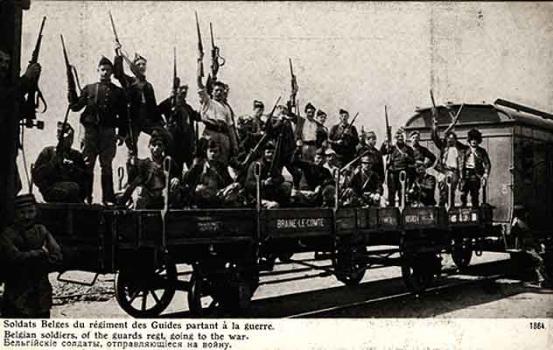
[115, 258, 177, 318]
[401, 254, 440, 294]
[334, 246, 366, 286]
[451, 239, 473, 269]
[187, 272, 220, 317]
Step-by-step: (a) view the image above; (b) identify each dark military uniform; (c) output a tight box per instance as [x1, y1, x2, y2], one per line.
[114, 55, 162, 154]
[381, 142, 415, 207]
[69, 76, 127, 203]
[407, 173, 437, 207]
[245, 156, 292, 208]
[0, 195, 62, 318]
[291, 156, 335, 207]
[460, 131, 491, 208]
[184, 158, 233, 208]
[329, 123, 359, 167]
[412, 143, 436, 167]
[357, 144, 385, 183]
[32, 146, 88, 203]
[345, 167, 383, 207]
[158, 96, 201, 175]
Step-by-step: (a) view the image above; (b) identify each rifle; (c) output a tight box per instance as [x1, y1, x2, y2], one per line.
[170, 47, 180, 122]
[109, 11, 137, 155]
[237, 96, 281, 179]
[209, 22, 225, 81]
[384, 105, 392, 169]
[195, 11, 204, 79]
[335, 112, 359, 140]
[21, 16, 47, 126]
[289, 58, 298, 115]
[58, 34, 82, 156]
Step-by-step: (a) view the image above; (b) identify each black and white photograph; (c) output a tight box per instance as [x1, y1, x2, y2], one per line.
[0, 0, 552, 348]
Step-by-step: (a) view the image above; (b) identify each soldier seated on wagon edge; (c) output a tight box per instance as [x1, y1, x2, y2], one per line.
[32, 122, 89, 203]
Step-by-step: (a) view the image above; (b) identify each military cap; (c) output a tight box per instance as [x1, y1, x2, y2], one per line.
[360, 154, 371, 163]
[467, 128, 482, 143]
[133, 53, 147, 64]
[395, 127, 405, 137]
[365, 130, 377, 138]
[57, 121, 74, 138]
[207, 139, 220, 150]
[316, 109, 327, 117]
[98, 56, 113, 67]
[253, 100, 264, 109]
[14, 194, 36, 209]
[325, 148, 336, 156]
[305, 103, 316, 112]
[339, 108, 349, 115]
[409, 130, 420, 138]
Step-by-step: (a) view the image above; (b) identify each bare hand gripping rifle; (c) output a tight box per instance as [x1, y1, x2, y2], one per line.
[209, 22, 225, 82]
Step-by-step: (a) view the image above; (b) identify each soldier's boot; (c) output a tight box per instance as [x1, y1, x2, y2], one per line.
[101, 173, 116, 204]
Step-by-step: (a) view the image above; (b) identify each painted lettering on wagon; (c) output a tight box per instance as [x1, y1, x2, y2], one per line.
[276, 218, 325, 229]
[197, 221, 222, 232]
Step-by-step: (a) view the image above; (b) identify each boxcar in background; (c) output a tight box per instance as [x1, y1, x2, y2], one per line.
[404, 99, 553, 245]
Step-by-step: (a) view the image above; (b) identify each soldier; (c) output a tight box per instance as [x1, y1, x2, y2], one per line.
[460, 128, 491, 207]
[409, 130, 436, 168]
[158, 84, 201, 176]
[0, 194, 62, 318]
[315, 109, 329, 149]
[407, 163, 437, 207]
[294, 103, 321, 162]
[357, 130, 385, 184]
[116, 129, 180, 209]
[183, 140, 234, 208]
[245, 141, 292, 208]
[32, 122, 88, 203]
[381, 129, 415, 207]
[252, 100, 265, 135]
[114, 47, 162, 155]
[69, 56, 127, 204]
[431, 110, 467, 207]
[328, 109, 359, 167]
[341, 154, 383, 207]
[511, 205, 550, 288]
[323, 148, 340, 175]
[197, 72, 238, 165]
[291, 148, 335, 207]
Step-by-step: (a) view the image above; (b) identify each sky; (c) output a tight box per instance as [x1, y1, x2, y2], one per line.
[17, 1, 553, 199]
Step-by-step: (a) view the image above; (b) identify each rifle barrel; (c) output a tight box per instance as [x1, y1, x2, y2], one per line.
[109, 11, 120, 43]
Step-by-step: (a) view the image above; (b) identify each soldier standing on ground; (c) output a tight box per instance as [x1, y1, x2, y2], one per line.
[0, 194, 62, 318]
[32, 123, 89, 203]
[69, 57, 126, 204]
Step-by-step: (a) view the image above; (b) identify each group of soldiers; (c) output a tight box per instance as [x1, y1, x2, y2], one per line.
[25, 41, 494, 212]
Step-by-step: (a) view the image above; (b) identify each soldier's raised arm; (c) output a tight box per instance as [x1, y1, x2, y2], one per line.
[68, 84, 88, 112]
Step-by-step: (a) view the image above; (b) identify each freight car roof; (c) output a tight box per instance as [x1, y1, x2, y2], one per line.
[405, 99, 553, 132]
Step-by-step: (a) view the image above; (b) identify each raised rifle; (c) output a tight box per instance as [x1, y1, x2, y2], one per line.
[21, 16, 47, 129]
[384, 105, 392, 169]
[109, 11, 137, 155]
[289, 58, 298, 115]
[237, 96, 281, 180]
[195, 11, 204, 79]
[170, 47, 180, 122]
[209, 22, 225, 82]
[58, 34, 82, 156]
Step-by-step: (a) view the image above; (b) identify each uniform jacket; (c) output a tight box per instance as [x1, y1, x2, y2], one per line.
[69, 81, 127, 135]
[32, 146, 89, 194]
[245, 158, 285, 194]
[113, 55, 162, 127]
[349, 168, 383, 197]
[291, 159, 333, 191]
[356, 145, 385, 181]
[412, 143, 437, 167]
[329, 123, 359, 158]
[380, 143, 415, 171]
[461, 146, 491, 177]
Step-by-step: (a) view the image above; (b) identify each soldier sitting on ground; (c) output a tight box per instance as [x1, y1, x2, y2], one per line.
[183, 140, 235, 208]
[341, 154, 383, 207]
[291, 148, 335, 207]
[116, 129, 180, 209]
[245, 141, 292, 208]
[406, 162, 437, 207]
[32, 122, 89, 203]
[0, 194, 62, 318]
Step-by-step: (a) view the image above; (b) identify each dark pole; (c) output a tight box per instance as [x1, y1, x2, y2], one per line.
[0, 0, 30, 230]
